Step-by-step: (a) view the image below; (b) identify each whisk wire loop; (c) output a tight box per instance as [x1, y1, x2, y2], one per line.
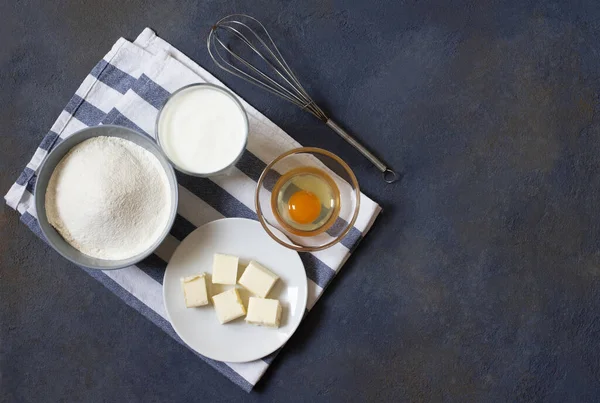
[208, 14, 327, 120]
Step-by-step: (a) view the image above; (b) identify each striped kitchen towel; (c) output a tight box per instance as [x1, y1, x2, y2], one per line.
[4, 28, 381, 391]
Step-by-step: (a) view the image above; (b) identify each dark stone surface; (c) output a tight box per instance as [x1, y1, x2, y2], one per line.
[2, 0, 600, 401]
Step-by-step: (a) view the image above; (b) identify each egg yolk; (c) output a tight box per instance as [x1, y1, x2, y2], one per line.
[288, 190, 321, 224]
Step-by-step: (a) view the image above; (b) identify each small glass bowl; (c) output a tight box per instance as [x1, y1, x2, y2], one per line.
[155, 83, 249, 177]
[255, 147, 361, 252]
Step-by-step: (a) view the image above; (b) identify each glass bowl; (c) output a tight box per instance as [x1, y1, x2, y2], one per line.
[255, 147, 361, 252]
[155, 83, 249, 177]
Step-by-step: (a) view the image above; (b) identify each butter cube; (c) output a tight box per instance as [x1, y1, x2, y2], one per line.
[212, 288, 246, 324]
[212, 253, 239, 285]
[181, 273, 209, 307]
[238, 260, 279, 298]
[245, 297, 282, 328]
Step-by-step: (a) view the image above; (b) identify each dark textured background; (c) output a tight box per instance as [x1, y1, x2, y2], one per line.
[2, 0, 600, 401]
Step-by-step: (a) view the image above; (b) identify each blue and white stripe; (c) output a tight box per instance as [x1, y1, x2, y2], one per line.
[4, 29, 381, 392]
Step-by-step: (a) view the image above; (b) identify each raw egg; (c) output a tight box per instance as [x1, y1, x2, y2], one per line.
[288, 190, 321, 224]
[271, 166, 341, 236]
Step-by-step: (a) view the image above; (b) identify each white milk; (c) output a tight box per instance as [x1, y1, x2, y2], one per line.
[157, 86, 247, 174]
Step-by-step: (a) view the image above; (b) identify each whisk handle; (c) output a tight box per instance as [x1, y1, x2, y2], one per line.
[325, 119, 398, 183]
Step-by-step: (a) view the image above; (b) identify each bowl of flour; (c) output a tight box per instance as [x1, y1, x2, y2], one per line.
[34, 125, 178, 270]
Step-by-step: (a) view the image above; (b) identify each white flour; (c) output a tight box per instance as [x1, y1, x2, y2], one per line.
[45, 136, 171, 260]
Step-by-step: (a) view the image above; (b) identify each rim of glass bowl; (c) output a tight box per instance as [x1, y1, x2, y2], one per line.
[255, 147, 361, 252]
[155, 83, 249, 177]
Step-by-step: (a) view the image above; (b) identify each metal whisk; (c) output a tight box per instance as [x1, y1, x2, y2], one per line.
[207, 14, 398, 183]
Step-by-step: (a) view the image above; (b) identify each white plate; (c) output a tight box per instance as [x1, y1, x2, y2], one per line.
[163, 218, 308, 363]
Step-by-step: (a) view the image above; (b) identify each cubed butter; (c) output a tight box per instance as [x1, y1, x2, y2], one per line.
[212, 288, 246, 324]
[245, 297, 282, 328]
[238, 260, 279, 297]
[181, 273, 209, 307]
[212, 253, 239, 285]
